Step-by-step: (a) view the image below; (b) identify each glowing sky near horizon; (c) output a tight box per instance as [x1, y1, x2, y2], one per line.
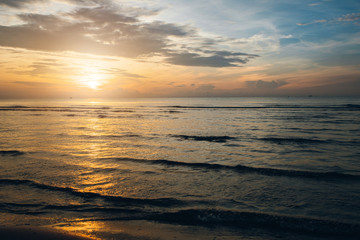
[0, 0, 359, 98]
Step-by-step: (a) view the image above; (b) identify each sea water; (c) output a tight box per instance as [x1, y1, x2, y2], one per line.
[0, 97, 359, 239]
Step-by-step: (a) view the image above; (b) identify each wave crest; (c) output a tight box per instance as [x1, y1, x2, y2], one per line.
[107, 157, 360, 180]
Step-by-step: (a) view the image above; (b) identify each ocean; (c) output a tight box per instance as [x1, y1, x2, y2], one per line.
[0, 97, 359, 239]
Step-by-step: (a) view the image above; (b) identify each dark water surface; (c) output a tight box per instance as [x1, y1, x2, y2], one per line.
[0, 97, 360, 239]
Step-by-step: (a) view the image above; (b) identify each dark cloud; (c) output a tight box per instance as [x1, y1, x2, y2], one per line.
[167, 52, 256, 67]
[64, 0, 104, 6]
[0, 0, 44, 8]
[17, 13, 67, 30]
[203, 50, 258, 58]
[0, 3, 258, 67]
[245, 80, 288, 89]
[0, 0, 102, 8]
[142, 21, 191, 37]
[196, 84, 215, 92]
[70, 6, 138, 23]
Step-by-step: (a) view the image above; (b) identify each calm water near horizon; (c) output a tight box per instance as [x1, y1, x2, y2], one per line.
[0, 97, 360, 239]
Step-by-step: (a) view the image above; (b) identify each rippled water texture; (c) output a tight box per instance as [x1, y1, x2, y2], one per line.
[0, 97, 360, 239]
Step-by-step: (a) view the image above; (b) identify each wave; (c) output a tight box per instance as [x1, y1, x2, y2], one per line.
[0, 150, 25, 156]
[3, 200, 358, 237]
[171, 134, 236, 143]
[0, 105, 30, 109]
[258, 137, 328, 145]
[79, 133, 233, 142]
[77, 134, 142, 139]
[2, 104, 359, 113]
[0, 202, 146, 217]
[1, 178, 359, 237]
[162, 110, 183, 113]
[165, 104, 360, 110]
[107, 157, 360, 180]
[0, 106, 81, 112]
[258, 137, 360, 146]
[0, 106, 132, 113]
[344, 104, 360, 108]
[1, 103, 360, 113]
[112, 109, 134, 113]
[0, 178, 186, 207]
[148, 209, 360, 237]
[157, 209, 360, 237]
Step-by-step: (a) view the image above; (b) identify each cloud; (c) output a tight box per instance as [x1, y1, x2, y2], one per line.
[297, 19, 327, 26]
[167, 51, 258, 67]
[9, 58, 70, 76]
[142, 21, 191, 37]
[196, 84, 215, 92]
[69, 6, 138, 23]
[0, 9, 178, 57]
[309, 2, 322, 7]
[0, 0, 44, 8]
[245, 80, 288, 89]
[0, 0, 102, 8]
[338, 13, 360, 22]
[12, 81, 56, 86]
[297, 13, 360, 27]
[104, 68, 145, 79]
[0, 2, 258, 68]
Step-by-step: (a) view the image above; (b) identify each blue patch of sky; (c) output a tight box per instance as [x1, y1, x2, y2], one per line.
[150, 0, 359, 65]
[254, 1, 359, 37]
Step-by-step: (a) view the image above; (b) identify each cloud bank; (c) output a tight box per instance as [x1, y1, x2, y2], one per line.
[245, 80, 288, 89]
[0, 1, 258, 67]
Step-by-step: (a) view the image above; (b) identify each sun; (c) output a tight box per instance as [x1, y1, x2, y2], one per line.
[80, 73, 107, 90]
[86, 79, 101, 90]
[73, 60, 114, 91]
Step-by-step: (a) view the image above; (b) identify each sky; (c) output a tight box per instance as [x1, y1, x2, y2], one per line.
[0, 0, 359, 98]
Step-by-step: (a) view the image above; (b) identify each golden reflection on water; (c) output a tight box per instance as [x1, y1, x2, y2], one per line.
[54, 220, 108, 240]
[53, 219, 241, 240]
[84, 116, 104, 159]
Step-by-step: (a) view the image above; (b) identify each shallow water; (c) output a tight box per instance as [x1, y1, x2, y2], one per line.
[0, 97, 360, 239]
